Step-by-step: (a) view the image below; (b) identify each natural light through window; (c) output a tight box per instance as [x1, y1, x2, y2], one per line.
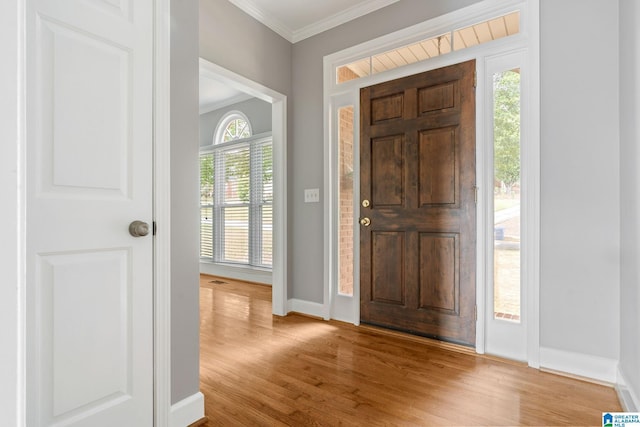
[493, 68, 521, 322]
[336, 11, 519, 84]
[201, 113, 272, 269]
[222, 118, 250, 142]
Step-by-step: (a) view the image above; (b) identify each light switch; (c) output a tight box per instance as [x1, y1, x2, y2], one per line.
[304, 188, 320, 203]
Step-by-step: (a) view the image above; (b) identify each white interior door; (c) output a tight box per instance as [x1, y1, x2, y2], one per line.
[25, 0, 154, 425]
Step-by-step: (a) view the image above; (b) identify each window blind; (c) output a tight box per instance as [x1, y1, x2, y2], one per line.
[200, 135, 272, 268]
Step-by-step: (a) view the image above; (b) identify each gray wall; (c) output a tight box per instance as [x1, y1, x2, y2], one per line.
[540, 0, 620, 360]
[188, 0, 630, 402]
[620, 0, 640, 407]
[289, 0, 623, 362]
[199, 0, 292, 98]
[171, 0, 200, 404]
[199, 0, 293, 295]
[200, 97, 272, 147]
[290, 0, 484, 303]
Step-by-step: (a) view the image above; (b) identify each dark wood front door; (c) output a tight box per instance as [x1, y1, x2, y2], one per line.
[360, 60, 476, 346]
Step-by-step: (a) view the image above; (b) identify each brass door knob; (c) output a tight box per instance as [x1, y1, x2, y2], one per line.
[359, 217, 371, 227]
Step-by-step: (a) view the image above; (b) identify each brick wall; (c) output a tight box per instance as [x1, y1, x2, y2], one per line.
[339, 106, 354, 295]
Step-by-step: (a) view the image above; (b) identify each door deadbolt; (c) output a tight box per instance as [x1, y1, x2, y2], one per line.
[362, 199, 370, 208]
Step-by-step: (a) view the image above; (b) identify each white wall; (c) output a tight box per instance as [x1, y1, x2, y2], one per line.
[171, 0, 201, 405]
[619, 0, 640, 410]
[539, 0, 620, 361]
[0, 0, 21, 423]
[200, 97, 272, 147]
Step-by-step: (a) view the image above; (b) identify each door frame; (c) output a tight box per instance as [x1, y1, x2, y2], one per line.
[198, 57, 289, 317]
[1, 1, 25, 424]
[2, 0, 174, 424]
[323, 0, 540, 365]
[154, 0, 172, 423]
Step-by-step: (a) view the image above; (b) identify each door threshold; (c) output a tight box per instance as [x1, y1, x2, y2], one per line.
[358, 323, 476, 355]
[359, 323, 529, 367]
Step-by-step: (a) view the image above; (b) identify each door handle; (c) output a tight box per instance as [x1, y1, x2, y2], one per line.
[129, 220, 150, 237]
[359, 217, 371, 227]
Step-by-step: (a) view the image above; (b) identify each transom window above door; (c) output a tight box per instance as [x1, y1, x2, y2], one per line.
[336, 10, 520, 84]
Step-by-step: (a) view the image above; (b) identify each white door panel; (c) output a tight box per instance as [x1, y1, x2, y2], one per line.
[26, 0, 153, 425]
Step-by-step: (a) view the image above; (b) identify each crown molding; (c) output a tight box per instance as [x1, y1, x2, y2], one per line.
[228, 0, 293, 42]
[228, 0, 400, 44]
[292, 0, 400, 43]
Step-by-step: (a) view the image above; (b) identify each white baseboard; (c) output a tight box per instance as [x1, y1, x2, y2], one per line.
[170, 392, 205, 427]
[287, 298, 325, 319]
[617, 368, 640, 411]
[200, 262, 272, 285]
[539, 347, 618, 384]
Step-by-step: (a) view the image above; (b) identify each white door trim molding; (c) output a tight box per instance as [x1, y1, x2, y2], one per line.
[154, 0, 172, 424]
[323, 0, 540, 366]
[524, 0, 541, 369]
[198, 57, 288, 316]
[0, 0, 26, 425]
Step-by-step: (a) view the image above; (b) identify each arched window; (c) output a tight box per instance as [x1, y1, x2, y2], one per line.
[214, 111, 252, 144]
[200, 110, 272, 269]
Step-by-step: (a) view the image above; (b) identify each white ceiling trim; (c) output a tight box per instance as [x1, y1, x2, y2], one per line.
[228, 0, 292, 41]
[291, 0, 400, 43]
[228, 0, 400, 43]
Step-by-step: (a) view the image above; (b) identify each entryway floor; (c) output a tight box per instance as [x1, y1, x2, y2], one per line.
[197, 274, 621, 426]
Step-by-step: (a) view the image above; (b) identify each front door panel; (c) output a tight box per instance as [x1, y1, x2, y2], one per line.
[360, 60, 476, 346]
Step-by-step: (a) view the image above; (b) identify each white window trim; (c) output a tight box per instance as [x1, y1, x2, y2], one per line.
[323, 0, 540, 367]
[199, 132, 273, 269]
[213, 110, 253, 145]
[484, 50, 528, 361]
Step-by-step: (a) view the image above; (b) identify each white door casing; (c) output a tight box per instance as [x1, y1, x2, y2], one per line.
[323, 0, 540, 364]
[25, 0, 154, 425]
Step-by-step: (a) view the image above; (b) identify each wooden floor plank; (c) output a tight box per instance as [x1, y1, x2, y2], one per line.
[199, 275, 621, 426]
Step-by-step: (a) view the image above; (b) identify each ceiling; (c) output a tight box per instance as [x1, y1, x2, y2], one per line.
[199, 74, 252, 115]
[227, 0, 400, 43]
[201, 0, 400, 111]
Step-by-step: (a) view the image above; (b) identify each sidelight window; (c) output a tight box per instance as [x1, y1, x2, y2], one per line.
[492, 69, 521, 322]
[338, 106, 355, 296]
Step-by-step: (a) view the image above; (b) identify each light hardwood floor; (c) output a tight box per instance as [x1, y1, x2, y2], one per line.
[198, 275, 621, 426]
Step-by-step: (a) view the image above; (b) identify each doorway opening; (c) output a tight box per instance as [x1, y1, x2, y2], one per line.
[198, 58, 288, 316]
